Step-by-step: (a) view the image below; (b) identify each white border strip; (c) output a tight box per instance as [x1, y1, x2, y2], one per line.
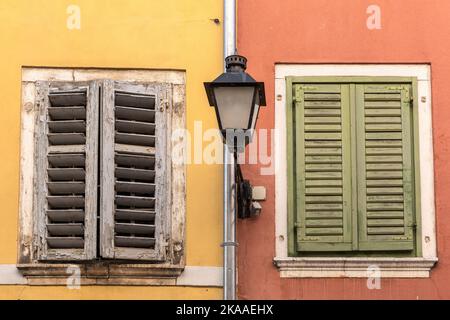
[274, 64, 437, 277]
[275, 64, 430, 81]
[0, 265, 27, 285]
[0, 265, 222, 287]
[176, 266, 223, 286]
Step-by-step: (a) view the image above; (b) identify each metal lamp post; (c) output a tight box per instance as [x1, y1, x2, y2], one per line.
[204, 54, 266, 299]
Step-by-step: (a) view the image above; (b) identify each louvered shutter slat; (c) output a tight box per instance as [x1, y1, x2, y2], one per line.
[48, 92, 87, 105]
[357, 84, 414, 251]
[47, 133, 86, 145]
[115, 195, 155, 208]
[115, 223, 155, 235]
[47, 238, 84, 249]
[115, 154, 155, 167]
[115, 167, 155, 181]
[115, 132, 155, 146]
[47, 182, 85, 194]
[47, 195, 85, 208]
[295, 84, 353, 252]
[114, 236, 155, 248]
[35, 82, 98, 260]
[115, 209, 155, 222]
[101, 81, 166, 261]
[47, 210, 85, 222]
[47, 168, 85, 181]
[48, 107, 86, 120]
[115, 92, 156, 107]
[47, 154, 85, 166]
[116, 181, 155, 194]
[48, 120, 86, 132]
[47, 224, 84, 236]
[115, 120, 155, 135]
[115, 106, 155, 122]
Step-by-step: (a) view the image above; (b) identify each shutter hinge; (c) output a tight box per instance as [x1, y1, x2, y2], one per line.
[293, 88, 299, 103]
[407, 222, 417, 229]
[385, 85, 413, 102]
[159, 98, 169, 111]
[400, 86, 413, 102]
[294, 85, 308, 103]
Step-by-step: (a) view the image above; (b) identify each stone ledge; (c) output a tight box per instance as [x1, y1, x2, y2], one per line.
[26, 277, 177, 286]
[273, 257, 438, 278]
[17, 263, 184, 286]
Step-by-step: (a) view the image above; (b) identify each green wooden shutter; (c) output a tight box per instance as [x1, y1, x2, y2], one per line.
[356, 84, 415, 251]
[294, 84, 353, 252]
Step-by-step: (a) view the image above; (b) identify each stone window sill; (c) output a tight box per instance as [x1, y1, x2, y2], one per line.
[273, 257, 438, 278]
[17, 263, 184, 286]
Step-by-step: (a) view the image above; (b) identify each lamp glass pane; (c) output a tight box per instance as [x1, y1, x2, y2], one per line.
[250, 93, 260, 132]
[213, 86, 256, 130]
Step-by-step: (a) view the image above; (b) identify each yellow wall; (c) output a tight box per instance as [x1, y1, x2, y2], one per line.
[0, 0, 223, 299]
[0, 286, 221, 300]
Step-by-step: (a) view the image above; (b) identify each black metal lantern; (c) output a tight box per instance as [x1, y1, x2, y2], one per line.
[204, 55, 266, 146]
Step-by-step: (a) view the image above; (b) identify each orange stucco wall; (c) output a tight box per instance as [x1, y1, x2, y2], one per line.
[237, 0, 450, 299]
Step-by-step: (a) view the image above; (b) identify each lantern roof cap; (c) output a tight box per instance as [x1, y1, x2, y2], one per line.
[211, 70, 257, 85]
[204, 54, 266, 107]
[225, 55, 247, 72]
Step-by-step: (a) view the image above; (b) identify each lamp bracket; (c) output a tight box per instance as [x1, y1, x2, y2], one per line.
[235, 157, 261, 219]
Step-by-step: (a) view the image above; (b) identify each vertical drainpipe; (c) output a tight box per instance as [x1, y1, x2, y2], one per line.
[223, 0, 237, 301]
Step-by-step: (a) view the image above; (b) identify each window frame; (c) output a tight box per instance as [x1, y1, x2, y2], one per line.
[274, 65, 437, 278]
[290, 78, 420, 255]
[17, 68, 186, 284]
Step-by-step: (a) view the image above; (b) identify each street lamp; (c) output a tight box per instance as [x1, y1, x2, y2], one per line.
[204, 55, 266, 150]
[205, 53, 266, 218]
[204, 55, 266, 300]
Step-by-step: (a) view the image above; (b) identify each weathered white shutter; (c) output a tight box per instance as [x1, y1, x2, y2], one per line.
[100, 81, 167, 261]
[35, 81, 98, 261]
